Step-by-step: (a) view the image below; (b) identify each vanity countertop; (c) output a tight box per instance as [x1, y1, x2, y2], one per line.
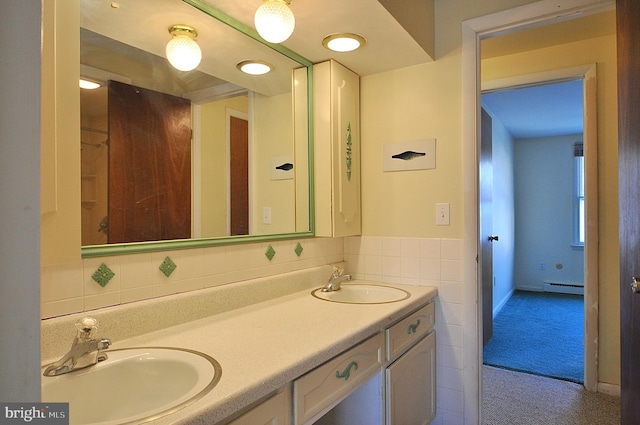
[111, 280, 437, 424]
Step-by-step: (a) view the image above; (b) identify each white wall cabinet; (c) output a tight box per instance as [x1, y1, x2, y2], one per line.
[313, 59, 361, 237]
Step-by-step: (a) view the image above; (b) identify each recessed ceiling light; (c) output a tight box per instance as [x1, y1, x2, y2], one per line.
[237, 60, 273, 75]
[322, 33, 366, 52]
[79, 79, 101, 90]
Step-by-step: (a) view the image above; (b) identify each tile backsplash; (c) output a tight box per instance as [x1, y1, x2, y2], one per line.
[41, 235, 466, 424]
[41, 238, 345, 319]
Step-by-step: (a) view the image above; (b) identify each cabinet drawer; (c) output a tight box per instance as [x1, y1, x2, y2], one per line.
[386, 302, 435, 361]
[228, 387, 290, 425]
[294, 333, 383, 425]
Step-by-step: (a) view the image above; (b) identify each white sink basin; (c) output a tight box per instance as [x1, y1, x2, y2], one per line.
[42, 347, 221, 425]
[312, 284, 410, 304]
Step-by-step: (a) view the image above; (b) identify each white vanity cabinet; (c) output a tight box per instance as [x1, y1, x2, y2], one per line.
[291, 302, 436, 425]
[228, 387, 291, 425]
[385, 303, 436, 425]
[313, 59, 361, 237]
[294, 333, 384, 425]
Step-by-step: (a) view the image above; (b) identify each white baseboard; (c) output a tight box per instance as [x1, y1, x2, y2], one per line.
[597, 382, 620, 397]
[515, 285, 543, 292]
[492, 288, 515, 318]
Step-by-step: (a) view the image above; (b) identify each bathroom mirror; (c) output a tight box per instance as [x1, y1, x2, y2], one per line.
[79, 0, 313, 257]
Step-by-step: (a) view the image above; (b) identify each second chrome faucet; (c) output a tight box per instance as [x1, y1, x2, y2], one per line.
[321, 266, 352, 292]
[43, 317, 111, 377]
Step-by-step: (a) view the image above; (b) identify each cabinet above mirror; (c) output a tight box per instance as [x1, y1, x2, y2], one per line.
[77, 0, 313, 257]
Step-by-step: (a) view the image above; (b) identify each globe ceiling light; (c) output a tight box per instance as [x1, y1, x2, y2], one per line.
[166, 25, 202, 71]
[254, 0, 295, 44]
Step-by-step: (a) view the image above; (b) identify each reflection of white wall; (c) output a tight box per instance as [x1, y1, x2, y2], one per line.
[253, 92, 295, 234]
[514, 133, 584, 291]
[488, 113, 515, 314]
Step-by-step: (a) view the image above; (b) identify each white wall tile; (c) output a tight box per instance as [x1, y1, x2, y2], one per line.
[420, 238, 441, 259]
[41, 238, 346, 319]
[420, 258, 441, 280]
[364, 236, 382, 256]
[41, 260, 84, 302]
[441, 259, 463, 282]
[120, 253, 153, 290]
[441, 238, 463, 260]
[382, 237, 402, 257]
[382, 255, 401, 278]
[401, 237, 421, 258]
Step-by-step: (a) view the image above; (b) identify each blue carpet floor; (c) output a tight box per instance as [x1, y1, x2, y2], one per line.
[483, 290, 584, 383]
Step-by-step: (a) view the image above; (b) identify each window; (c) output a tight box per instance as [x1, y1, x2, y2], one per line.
[574, 142, 584, 246]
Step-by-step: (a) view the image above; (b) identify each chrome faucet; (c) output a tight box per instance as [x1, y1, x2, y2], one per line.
[321, 266, 352, 292]
[43, 317, 111, 377]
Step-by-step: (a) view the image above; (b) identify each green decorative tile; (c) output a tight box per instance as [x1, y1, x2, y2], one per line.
[265, 245, 276, 261]
[92, 263, 115, 287]
[294, 242, 304, 257]
[159, 256, 177, 277]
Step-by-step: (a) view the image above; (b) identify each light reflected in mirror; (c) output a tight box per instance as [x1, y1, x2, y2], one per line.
[79, 0, 311, 252]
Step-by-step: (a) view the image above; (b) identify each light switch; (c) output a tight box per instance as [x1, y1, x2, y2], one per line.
[436, 203, 450, 226]
[262, 207, 272, 224]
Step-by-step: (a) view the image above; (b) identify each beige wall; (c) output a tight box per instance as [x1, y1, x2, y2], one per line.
[360, 1, 619, 388]
[199, 96, 249, 237]
[253, 92, 296, 234]
[360, 0, 540, 240]
[481, 33, 619, 385]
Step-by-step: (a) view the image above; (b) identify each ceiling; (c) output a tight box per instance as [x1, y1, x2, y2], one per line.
[481, 80, 584, 140]
[479, 10, 615, 140]
[81, 1, 615, 138]
[204, 0, 434, 76]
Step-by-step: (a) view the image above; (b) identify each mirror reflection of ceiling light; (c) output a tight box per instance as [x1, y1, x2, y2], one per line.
[237, 60, 273, 75]
[165, 25, 202, 71]
[322, 33, 366, 52]
[254, 0, 295, 44]
[79, 79, 101, 89]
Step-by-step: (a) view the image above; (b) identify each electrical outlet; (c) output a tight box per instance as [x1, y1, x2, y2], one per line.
[436, 203, 450, 226]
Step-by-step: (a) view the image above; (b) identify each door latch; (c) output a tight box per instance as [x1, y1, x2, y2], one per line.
[631, 277, 640, 293]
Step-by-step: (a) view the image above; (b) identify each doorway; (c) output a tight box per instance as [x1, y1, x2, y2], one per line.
[461, 1, 614, 422]
[480, 79, 586, 383]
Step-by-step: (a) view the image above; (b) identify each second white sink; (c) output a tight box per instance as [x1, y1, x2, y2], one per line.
[42, 347, 221, 425]
[312, 283, 410, 304]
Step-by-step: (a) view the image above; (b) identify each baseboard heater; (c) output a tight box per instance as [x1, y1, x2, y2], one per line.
[543, 281, 584, 295]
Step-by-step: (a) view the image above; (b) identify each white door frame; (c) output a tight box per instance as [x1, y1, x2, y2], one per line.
[461, 0, 613, 423]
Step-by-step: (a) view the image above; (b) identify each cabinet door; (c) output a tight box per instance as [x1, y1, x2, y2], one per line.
[385, 331, 436, 425]
[229, 388, 290, 425]
[330, 60, 360, 237]
[313, 59, 361, 237]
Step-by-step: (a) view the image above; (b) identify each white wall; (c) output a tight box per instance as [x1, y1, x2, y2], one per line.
[513, 134, 585, 291]
[487, 113, 516, 313]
